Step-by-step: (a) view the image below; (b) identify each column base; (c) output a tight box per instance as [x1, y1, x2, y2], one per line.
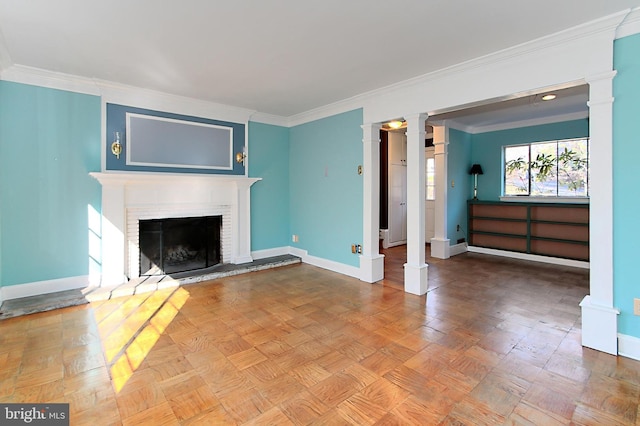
[232, 255, 254, 265]
[404, 263, 428, 295]
[360, 254, 385, 283]
[579, 295, 619, 355]
[100, 273, 128, 288]
[430, 238, 450, 259]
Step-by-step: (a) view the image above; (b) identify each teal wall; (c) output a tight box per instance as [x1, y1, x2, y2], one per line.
[248, 122, 290, 251]
[613, 33, 640, 338]
[470, 119, 589, 201]
[0, 81, 101, 287]
[448, 128, 472, 242]
[289, 109, 363, 267]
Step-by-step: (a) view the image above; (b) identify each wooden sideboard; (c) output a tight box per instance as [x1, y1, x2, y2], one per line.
[467, 200, 589, 261]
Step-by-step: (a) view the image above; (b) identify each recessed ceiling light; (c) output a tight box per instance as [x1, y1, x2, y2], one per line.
[541, 94, 557, 101]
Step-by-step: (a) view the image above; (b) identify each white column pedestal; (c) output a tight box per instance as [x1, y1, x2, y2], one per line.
[580, 295, 620, 355]
[430, 238, 450, 259]
[404, 263, 429, 295]
[360, 254, 385, 283]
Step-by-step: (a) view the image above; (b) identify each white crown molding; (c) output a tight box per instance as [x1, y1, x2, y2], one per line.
[616, 6, 640, 39]
[287, 93, 365, 128]
[454, 110, 590, 134]
[288, 10, 629, 128]
[0, 27, 12, 73]
[249, 111, 290, 127]
[1, 64, 256, 124]
[96, 79, 255, 124]
[1, 9, 632, 129]
[1, 64, 102, 95]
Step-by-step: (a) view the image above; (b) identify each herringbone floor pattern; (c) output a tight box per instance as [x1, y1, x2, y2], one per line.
[1, 247, 638, 425]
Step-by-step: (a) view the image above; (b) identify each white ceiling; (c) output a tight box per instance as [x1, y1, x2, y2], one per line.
[0, 1, 636, 122]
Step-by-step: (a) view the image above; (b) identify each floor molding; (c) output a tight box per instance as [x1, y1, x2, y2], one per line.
[467, 246, 589, 269]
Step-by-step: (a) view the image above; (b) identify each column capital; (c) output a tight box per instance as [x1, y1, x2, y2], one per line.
[404, 113, 429, 122]
[361, 122, 382, 144]
[405, 113, 428, 138]
[432, 124, 449, 148]
[585, 70, 617, 84]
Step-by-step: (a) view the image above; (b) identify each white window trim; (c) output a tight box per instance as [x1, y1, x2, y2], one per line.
[500, 196, 589, 204]
[502, 137, 589, 200]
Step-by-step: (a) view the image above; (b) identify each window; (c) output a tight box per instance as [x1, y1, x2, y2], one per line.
[504, 138, 589, 197]
[426, 157, 435, 200]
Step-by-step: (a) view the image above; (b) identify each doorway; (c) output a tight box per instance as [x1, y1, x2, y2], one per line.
[425, 146, 435, 243]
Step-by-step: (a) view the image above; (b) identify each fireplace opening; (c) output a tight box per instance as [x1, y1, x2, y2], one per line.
[139, 215, 222, 275]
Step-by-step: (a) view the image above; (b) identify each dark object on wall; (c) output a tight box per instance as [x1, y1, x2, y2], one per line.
[469, 164, 484, 199]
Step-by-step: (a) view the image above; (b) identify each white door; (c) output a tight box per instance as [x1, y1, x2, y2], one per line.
[425, 147, 435, 242]
[388, 132, 407, 246]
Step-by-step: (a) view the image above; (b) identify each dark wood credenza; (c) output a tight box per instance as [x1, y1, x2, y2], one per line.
[467, 200, 589, 261]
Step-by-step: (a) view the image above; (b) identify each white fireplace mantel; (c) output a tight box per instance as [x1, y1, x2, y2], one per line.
[90, 172, 261, 286]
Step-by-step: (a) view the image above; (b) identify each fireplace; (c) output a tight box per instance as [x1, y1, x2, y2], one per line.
[90, 172, 261, 286]
[139, 216, 222, 275]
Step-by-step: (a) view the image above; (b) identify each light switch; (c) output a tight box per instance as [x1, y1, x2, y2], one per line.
[451, 180, 455, 188]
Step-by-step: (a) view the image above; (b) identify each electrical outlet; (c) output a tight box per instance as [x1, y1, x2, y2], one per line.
[634, 298, 640, 316]
[351, 244, 356, 254]
[357, 244, 362, 254]
[292, 234, 299, 243]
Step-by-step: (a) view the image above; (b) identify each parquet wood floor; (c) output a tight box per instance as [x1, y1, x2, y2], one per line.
[1, 247, 639, 425]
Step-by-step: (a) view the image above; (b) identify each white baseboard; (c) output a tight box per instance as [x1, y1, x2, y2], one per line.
[618, 333, 640, 361]
[289, 247, 361, 280]
[467, 246, 589, 269]
[449, 242, 468, 257]
[1, 275, 91, 302]
[251, 246, 291, 260]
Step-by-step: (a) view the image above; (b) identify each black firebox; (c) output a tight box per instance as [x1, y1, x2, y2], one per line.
[139, 216, 221, 275]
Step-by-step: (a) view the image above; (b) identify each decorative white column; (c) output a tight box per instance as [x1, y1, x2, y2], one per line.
[404, 113, 428, 295]
[232, 179, 255, 264]
[579, 71, 619, 355]
[100, 179, 128, 286]
[360, 123, 385, 283]
[430, 124, 450, 259]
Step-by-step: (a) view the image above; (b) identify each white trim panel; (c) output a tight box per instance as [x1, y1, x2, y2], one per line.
[580, 295, 619, 355]
[618, 333, 640, 361]
[1, 275, 90, 301]
[289, 247, 361, 280]
[500, 196, 589, 204]
[467, 246, 589, 269]
[449, 242, 468, 257]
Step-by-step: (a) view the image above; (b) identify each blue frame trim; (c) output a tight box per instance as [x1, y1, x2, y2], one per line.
[106, 103, 245, 175]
